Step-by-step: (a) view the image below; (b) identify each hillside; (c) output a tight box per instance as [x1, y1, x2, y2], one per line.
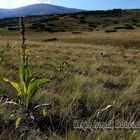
[0, 9, 140, 48]
[0, 4, 81, 19]
[0, 9, 140, 33]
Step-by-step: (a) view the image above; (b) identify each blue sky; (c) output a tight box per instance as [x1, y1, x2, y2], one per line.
[0, 0, 140, 10]
[54, 0, 140, 10]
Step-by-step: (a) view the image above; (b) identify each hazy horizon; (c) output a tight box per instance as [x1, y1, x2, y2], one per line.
[0, 0, 140, 10]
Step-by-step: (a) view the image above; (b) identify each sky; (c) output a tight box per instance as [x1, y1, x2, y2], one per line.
[0, 0, 140, 10]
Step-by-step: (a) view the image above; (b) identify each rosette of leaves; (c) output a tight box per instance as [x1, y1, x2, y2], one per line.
[0, 56, 50, 111]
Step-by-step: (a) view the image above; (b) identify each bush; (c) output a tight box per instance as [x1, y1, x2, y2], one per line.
[105, 29, 117, 33]
[72, 31, 81, 34]
[8, 26, 18, 31]
[29, 25, 38, 30]
[114, 24, 135, 30]
[88, 22, 98, 28]
[133, 23, 140, 27]
[45, 28, 60, 32]
[29, 23, 46, 30]
[125, 24, 135, 30]
[48, 23, 56, 26]
[80, 19, 86, 24]
[43, 38, 57, 42]
[114, 26, 125, 29]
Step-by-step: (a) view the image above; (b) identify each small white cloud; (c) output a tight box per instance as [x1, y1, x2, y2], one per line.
[41, 0, 52, 4]
[0, 0, 52, 9]
[0, 1, 7, 8]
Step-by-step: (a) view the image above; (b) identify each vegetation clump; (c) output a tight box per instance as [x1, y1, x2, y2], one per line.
[105, 29, 117, 33]
[0, 17, 51, 135]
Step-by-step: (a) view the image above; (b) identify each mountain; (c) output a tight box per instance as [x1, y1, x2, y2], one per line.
[0, 4, 82, 19]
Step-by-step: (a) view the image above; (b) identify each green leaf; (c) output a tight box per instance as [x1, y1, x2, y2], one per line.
[0, 78, 22, 96]
[26, 79, 50, 110]
[25, 73, 38, 88]
[19, 57, 29, 84]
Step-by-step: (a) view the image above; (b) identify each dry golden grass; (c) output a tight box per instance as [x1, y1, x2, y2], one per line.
[0, 29, 140, 139]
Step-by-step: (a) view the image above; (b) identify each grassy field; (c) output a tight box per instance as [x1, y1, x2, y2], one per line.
[0, 16, 140, 139]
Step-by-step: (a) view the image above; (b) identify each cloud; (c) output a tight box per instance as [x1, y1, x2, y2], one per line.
[0, 0, 52, 9]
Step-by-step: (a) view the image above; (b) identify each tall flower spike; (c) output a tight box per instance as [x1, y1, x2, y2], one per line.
[19, 17, 28, 75]
[19, 17, 25, 46]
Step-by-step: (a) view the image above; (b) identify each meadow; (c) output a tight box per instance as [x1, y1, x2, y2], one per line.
[0, 12, 140, 139]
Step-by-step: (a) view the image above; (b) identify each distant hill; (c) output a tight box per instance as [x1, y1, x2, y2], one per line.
[0, 9, 140, 33]
[0, 4, 82, 19]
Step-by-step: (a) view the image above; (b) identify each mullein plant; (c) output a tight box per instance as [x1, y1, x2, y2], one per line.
[0, 17, 51, 116]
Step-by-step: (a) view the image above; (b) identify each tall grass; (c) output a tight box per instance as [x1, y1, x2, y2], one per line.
[0, 18, 139, 139]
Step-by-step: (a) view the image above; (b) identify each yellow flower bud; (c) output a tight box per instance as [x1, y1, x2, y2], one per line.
[15, 117, 21, 129]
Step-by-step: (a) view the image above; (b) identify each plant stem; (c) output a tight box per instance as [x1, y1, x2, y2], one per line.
[19, 17, 28, 110]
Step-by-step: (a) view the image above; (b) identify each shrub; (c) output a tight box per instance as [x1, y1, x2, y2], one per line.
[8, 26, 18, 31]
[43, 38, 57, 42]
[80, 19, 86, 24]
[88, 22, 98, 28]
[72, 31, 81, 34]
[114, 24, 135, 30]
[114, 26, 125, 29]
[125, 24, 135, 30]
[105, 29, 117, 33]
[45, 28, 59, 32]
[133, 23, 140, 27]
[29, 25, 38, 30]
[48, 23, 56, 26]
